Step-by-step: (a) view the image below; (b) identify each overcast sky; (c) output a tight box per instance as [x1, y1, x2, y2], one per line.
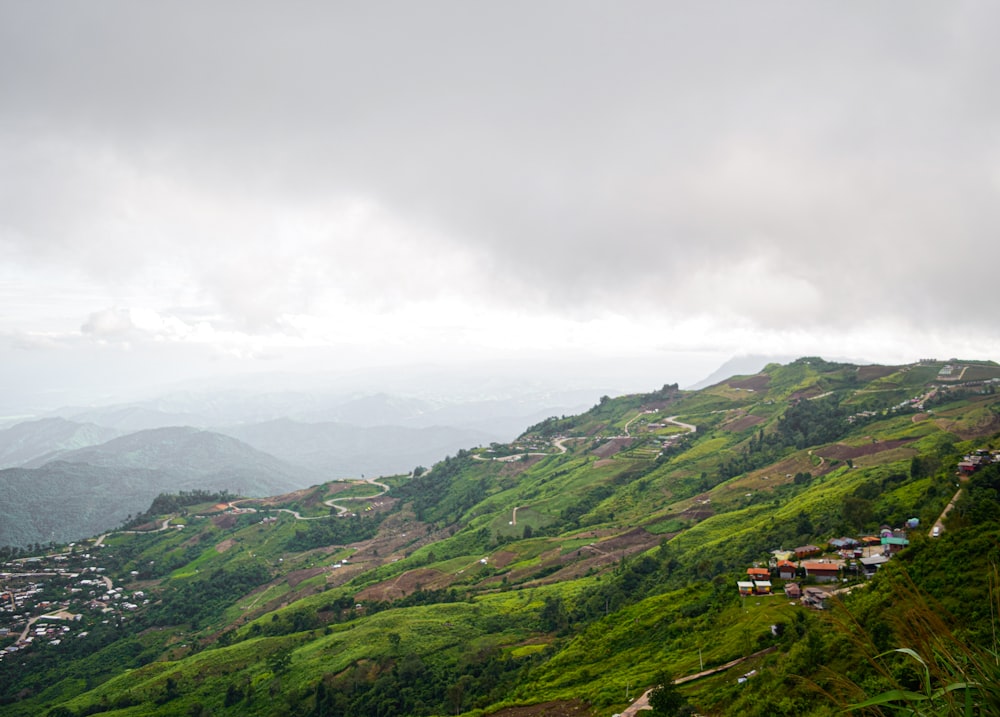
[2, 2, 999, 411]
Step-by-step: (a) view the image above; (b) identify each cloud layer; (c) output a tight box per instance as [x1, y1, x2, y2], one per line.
[2, 2, 999, 401]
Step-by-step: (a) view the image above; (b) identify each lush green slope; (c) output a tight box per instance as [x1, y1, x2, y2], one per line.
[2, 358, 1000, 717]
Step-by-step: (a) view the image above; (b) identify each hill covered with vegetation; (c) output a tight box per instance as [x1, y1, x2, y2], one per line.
[2, 357, 1000, 716]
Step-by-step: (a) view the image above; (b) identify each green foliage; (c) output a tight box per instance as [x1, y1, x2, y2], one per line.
[147, 561, 272, 628]
[284, 514, 381, 551]
[124, 490, 236, 527]
[649, 670, 694, 716]
[6, 359, 1000, 717]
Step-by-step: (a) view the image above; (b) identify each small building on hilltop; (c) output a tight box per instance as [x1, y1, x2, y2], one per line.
[777, 560, 797, 580]
[881, 535, 909, 555]
[794, 545, 822, 559]
[859, 554, 890, 576]
[828, 537, 858, 550]
[802, 587, 828, 610]
[802, 561, 843, 582]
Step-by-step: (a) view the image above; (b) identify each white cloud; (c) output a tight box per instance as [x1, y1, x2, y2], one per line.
[2, 2, 999, 409]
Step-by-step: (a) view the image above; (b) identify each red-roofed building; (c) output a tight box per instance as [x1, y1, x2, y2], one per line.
[746, 567, 770, 579]
[777, 560, 797, 579]
[802, 561, 842, 582]
[794, 545, 822, 559]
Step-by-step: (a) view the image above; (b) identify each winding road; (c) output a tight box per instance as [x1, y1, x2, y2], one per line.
[228, 478, 391, 520]
[663, 415, 697, 434]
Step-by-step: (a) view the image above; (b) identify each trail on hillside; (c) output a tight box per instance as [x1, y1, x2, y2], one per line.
[619, 647, 777, 716]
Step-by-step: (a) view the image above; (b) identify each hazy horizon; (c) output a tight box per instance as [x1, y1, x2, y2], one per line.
[3, 3, 998, 415]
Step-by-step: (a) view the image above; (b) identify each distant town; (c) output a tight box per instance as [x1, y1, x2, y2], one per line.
[1, 538, 139, 662]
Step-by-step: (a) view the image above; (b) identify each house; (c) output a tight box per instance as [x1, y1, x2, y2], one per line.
[881, 536, 909, 554]
[746, 567, 771, 580]
[777, 560, 797, 580]
[859, 554, 890, 576]
[958, 461, 978, 475]
[794, 545, 822, 559]
[737, 581, 755, 596]
[801, 561, 842, 582]
[801, 587, 828, 609]
[828, 537, 858, 550]
[753, 580, 772, 595]
[784, 582, 802, 599]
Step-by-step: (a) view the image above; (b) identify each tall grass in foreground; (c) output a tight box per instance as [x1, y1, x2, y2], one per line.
[833, 567, 1000, 716]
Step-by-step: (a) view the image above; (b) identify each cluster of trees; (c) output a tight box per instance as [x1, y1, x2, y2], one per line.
[391, 454, 489, 525]
[285, 514, 380, 552]
[305, 644, 534, 717]
[0, 542, 57, 560]
[719, 397, 849, 480]
[122, 489, 237, 528]
[145, 562, 271, 629]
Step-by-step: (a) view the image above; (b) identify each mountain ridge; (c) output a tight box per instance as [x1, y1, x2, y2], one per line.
[2, 356, 999, 716]
[0, 427, 312, 546]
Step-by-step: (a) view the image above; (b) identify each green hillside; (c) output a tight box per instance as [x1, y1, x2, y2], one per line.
[2, 358, 1000, 716]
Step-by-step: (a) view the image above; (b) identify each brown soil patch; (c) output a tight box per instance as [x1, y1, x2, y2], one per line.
[499, 455, 546, 475]
[286, 567, 326, 588]
[215, 539, 236, 553]
[510, 528, 660, 585]
[820, 439, 913, 461]
[857, 365, 899, 381]
[212, 514, 238, 530]
[591, 438, 633, 458]
[728, 374, 771, 392]
[251, 486, 321, 506]
[676, 508, 714, 522]
[486, 699, 593, 717]
[354, 567, 451, 602]
[491, 550, 518, 568]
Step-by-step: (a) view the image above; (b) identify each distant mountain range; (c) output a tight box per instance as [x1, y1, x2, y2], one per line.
[0, 426, 310, 546]
[217, 419, 493, 478]
[0, 357, 771, 547]
[0, 417, 121, 468]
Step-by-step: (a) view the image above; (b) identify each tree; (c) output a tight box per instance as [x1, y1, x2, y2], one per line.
[648, 670, 693, 716]
[795, 511, 814, 537]
[842, 496, 873, 531]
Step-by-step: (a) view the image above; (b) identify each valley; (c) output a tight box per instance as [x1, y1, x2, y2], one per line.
[1, 357, 1000, 716]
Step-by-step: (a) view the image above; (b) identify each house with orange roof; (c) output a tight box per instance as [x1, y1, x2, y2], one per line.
[777, 560, 797, 580]
[802, 561, 843, 582]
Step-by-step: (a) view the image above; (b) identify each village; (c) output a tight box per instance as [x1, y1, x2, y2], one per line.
[740, 447, 1000, 610]
[738, 528, 911, 611]
[0, 540, 143, 662]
